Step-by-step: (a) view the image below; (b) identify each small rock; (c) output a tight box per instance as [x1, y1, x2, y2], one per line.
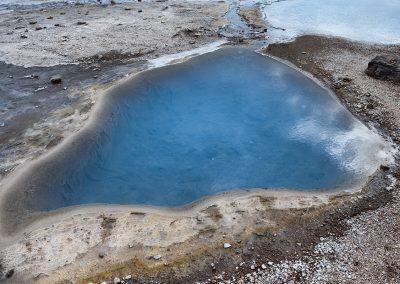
[223, 243, 231, 249]
[138, 9, 143, 13]
[261, 264, 267, 269]
[365, 55, 400, 82]
[380, 165, 390, 171]
[23, 74, 39, 79]
[267, 261, 273, 266]
[50, 75, 62, 84]
[35, 86, 47, 92]
[29, 21, 37, 25]
[153, 254, 162, 260]
[250, 264, 255, 270]
[124, 275, 132, 280]
[124, 7, 132, 10]
[340, 76, 352, 83]
[366, 103, 375, 109]
[5, 269, 14, 278]
[98, 252, 105, 258]
[77, 21, 88, 25]
[47, 16, 53, 19]
[20, 34, 28, 39]
[113, 277, 121, 284]
[35, 26, 44, 31]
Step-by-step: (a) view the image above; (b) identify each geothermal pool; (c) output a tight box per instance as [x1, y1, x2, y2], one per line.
[4, 48, 389, 213]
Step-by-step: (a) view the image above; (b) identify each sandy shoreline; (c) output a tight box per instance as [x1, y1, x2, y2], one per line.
[0, 1, 399, 284]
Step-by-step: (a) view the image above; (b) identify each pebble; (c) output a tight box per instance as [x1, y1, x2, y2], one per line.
[35, 86, 47, 92]
[50, 75, 62, 84]
[5, 269, 14, 278]
[261, 264, 267, 269]
[153, 254, 162, 260]
[223, 243, 231, 249]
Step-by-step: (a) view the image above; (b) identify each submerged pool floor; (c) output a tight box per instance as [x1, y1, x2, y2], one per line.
[9, 48, 387, 212]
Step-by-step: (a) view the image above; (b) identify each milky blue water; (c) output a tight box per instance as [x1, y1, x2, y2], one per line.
[23, 47, 387, 211]
[264, 0, 400, 44]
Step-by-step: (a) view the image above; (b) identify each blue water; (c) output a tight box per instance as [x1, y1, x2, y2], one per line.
[264, 0, 400, 44]
[25, 48, 385, 211]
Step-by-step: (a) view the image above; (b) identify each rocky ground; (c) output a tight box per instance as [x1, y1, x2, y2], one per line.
[0, 0, 230, 181]
[203, 35, 400, 284]
[0, 2, 399, 284]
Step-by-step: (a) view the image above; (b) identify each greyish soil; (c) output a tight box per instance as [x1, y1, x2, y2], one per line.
[0, 0, 229, 181]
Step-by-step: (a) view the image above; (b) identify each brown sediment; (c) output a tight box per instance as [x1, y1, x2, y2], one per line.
[237, 6, 266, 32]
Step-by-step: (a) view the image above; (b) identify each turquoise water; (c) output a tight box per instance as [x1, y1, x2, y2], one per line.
[19, 48, 386, 211]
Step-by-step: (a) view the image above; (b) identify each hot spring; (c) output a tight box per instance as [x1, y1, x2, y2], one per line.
[2, 47, 391, 215]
